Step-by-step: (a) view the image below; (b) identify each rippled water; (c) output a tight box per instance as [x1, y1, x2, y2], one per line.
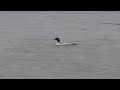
[0, 11, 120, 79]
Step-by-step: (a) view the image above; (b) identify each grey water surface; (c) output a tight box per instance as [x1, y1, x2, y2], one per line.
[0, 11, 120, 78]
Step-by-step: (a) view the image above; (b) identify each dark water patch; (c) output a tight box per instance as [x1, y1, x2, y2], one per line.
[81, 29, 87, 31]
[100, 16, 105, 17]
[101, 23, 120, 26]
[114, 23, 120, 25]
[101, 23, 115, 25]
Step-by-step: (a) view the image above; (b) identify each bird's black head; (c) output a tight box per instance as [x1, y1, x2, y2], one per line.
[54, 37, 60, 42]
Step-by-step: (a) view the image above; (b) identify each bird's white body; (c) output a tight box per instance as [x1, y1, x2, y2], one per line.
[56, 42, 77, 46]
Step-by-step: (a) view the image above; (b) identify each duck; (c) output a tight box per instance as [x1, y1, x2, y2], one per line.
[54, 37, 77, 46]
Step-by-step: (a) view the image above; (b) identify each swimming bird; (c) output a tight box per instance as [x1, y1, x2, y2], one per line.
[54, 37, 77, 46]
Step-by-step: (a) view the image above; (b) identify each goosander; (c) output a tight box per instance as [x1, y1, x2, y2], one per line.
[54, 37, 77, 46]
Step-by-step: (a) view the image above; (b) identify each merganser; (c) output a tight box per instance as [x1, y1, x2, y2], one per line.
[54, 37, 77, 46]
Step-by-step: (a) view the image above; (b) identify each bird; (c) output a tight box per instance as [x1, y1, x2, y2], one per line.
[54, 37, 77, 46]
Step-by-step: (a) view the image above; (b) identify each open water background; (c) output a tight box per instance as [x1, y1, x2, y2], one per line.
[0, 11, 120, 78]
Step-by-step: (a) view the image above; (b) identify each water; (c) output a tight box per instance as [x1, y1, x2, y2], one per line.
[0, 11, 120, 79]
